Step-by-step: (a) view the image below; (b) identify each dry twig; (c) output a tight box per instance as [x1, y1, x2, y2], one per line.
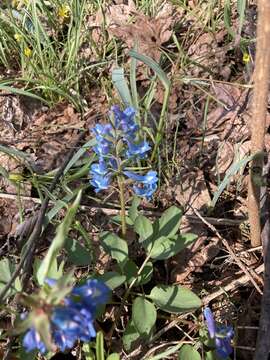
[193, 208, 263, 295]
[248, 0, 270, 248]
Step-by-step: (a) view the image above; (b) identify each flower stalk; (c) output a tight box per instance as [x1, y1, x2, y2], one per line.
[117, 175, 127, 237]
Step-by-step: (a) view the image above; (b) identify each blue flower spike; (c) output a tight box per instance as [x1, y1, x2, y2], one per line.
[22, 279, 110, 354]
[204, 307, 234, 359]
[89, 105, 158, 200]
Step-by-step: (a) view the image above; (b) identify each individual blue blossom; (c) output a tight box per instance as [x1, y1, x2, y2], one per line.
[23, 328, 47, 354]
[124, 170, 158, 200]
[126, 140, 151, 159]
[111, 105, 138, 136]
[204, 307, 234, 359]
[71, 279, 110, 313]
[51, 306, 96, 350]
[90, 158, 112, 192]
[123, 170, 158, 184]
[92, 124, 113, 156]
[133, 182, 158, 200]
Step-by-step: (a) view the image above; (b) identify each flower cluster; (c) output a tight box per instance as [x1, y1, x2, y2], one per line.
[23, 279, 109, 353]
[89, 105, 158, 200]
[204, 307, 234, 359]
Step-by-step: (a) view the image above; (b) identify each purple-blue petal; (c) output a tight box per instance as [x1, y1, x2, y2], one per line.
[23, 328, 47, 354]
[204, 307, 216, 339]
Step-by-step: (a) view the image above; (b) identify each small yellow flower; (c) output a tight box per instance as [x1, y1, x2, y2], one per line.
[12, 0, 29, 8]
[14, 33, 23, 42]
[243, 52, 250, 64]
[24, 47, 32, 57]
[9, 173, 24, 182]
[57, 4, 71, 19]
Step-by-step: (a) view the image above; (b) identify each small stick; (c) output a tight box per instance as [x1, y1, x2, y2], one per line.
[193, 208, 263, 295]
[202, 264, 264, 305]
[248, 0, 270, 247]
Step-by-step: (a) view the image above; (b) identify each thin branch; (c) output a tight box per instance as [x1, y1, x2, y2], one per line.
[248, 0, 270, 247]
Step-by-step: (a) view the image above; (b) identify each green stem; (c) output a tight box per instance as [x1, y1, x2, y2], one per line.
[108, 252, 152, 345]
[117, 175, 126, 237]
[151, 86, 170, 162]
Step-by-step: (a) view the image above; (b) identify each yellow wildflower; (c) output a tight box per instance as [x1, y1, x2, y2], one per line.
[24, 47, 32, 57]
[14, 33, 23, 42]
[12, 0, 29, 8]
[57, 4, 71, 19]
[9, 173, 24, 182]
[243, 52, 250, 64]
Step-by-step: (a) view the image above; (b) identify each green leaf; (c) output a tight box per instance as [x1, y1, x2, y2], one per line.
[178, 345, 201, 360]
[211, 154, 254, 207]
[48, 258, 64, 279]
[123, 320, 141, 352]
[97, 272, 126, 290]
[205, 351, 216, 360]
[129, 50, 170, 90]
[132, 297, 157, 335]
[100, 232, 128, 264]
[112, 68, 132, 107]
[149, 233, 197, 260]
[106, 354, 120, 360]
[32, 312, 54, 352]
[224, 0, 236, 38]
[37, 190, 82, 285]
[82, 342, 95, 360]
[0, 258, 21, 295]
[149, 285, 201, 313]
[128, 196, 140, 223]
[123, 260, 153, 286]
[96, 331, 105, 360]
[237, 0, 246, 35]
[65, 237, 92, 266]
[134, 215, 153, 244]
[111, 215, 133, 226]
[157, 206, 182, 238]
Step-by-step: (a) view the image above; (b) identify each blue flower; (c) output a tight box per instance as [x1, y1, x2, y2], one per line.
[133, 182, 157, 200]
[126, 140, 151, 159]
[22, 280, 110, 354]
[111, 105, 138, 136]
[124, 170, 158, 184]
[92, 124, 113, 156]
[204, 307, 234, 359]
[71, 279, 110, 313]
[89, 106, 158, 199]
[23, 328, 46, 354]
[51, 306, 96, 350]
[124, 170, 158, 200]
[90, 158, 111, 192]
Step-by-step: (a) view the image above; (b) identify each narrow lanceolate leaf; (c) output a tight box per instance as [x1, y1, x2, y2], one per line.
[112, 68, 132, 107]
[129, 50, 170, 90]
[37, 190, 82, 285]
[132, 297, 157, 335]
[211, 154, 254, 207]
[149, 285, 201, 313]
